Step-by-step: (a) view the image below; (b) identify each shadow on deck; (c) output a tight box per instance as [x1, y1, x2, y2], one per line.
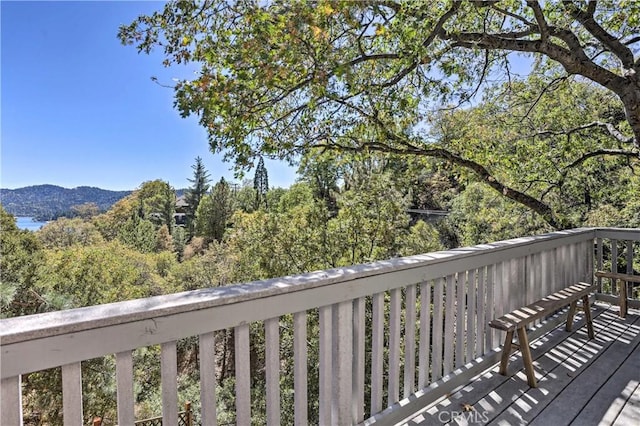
[401, 303, 640, 426]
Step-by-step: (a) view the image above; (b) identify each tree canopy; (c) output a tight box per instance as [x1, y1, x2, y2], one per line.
[119, 0, 639, 228]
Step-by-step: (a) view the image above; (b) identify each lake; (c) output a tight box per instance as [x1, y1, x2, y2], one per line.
[15, 217, 48, 231]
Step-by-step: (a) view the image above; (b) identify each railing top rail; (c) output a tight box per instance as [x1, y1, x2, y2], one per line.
[594, 227, 640, 240]
[2, 227, 613, 347]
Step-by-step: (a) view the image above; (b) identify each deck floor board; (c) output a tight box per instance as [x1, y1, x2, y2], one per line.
[400, 303, 640, 426]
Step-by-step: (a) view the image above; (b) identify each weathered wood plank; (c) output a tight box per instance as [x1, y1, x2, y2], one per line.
[489, 282, 595, 332]
[613, 381, 640, 426]
[532, 313, 640, 426]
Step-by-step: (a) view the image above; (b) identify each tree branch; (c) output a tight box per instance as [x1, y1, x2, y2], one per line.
[565, 148, 640, 169]
[532, 121, 635, 145]
[563, 1, 636, 69]
[526, 1, 550, 41]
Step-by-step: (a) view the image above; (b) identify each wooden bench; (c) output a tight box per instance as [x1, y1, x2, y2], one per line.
[595, 271, 640, 318]
[489, 282, 596, 388]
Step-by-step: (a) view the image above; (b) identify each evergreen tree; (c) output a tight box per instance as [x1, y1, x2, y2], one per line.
[253, 157, 269, 210]
[195, 177, 234, 243]
[185, 156, 211, 236]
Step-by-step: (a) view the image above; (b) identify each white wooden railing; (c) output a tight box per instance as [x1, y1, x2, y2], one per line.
[1, 228, 638, 425]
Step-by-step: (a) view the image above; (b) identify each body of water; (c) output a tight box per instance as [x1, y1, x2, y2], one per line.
[15, 217, 48, 231]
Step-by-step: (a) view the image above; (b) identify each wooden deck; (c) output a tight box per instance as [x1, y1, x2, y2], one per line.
[399, 303, 640, 426]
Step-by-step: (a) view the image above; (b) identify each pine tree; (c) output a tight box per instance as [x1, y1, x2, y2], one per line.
[253, 157, 269, 210]
[195, 177, 233, 243]
[185, 157, 211, 236]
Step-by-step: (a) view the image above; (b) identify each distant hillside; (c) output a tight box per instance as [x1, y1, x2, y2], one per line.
[0, 185, 132, 220]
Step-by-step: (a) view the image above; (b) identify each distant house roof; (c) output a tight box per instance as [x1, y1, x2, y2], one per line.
[176, 195, 189, 208]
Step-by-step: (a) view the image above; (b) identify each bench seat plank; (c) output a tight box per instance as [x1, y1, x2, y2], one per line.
[489, 282, 596, 388]
[489, 282, 595, 332]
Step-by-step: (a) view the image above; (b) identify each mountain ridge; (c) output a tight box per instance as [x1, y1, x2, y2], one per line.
[0, 185, 133, 220]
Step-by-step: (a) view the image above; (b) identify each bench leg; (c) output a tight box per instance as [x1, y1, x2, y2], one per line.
[499, 330, 514, 376]
[582, 295, 595, 339]
[516, 328, 537, 388]
[618, 279, 628, 318]
[566, 300, 577, 332]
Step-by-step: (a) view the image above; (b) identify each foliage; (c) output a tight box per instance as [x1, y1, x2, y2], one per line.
[38, 241, 170, 308]
[253, 157, 269, 210]
[0, 206, 45, 317]
[185, 156, 211, 236]
[37, 217, 104, 249]
[195, 177, 234, 243]
[117, 214, 158, 253]
[119, 0, 639, 229]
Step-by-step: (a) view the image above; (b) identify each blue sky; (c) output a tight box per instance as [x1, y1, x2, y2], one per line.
[1, 0, 297, 191]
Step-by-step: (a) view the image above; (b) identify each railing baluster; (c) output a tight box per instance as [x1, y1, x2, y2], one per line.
[333, 301, 353, 424]
[293, 311, 307, 425]
[116, 351, 135, 426]
[443, 274, 455, 376]
[467, 269, 476, 362]
[476, 267, 485, 355]
[371, 292, 384, 414]
[353, 297, 365, 422]
[596, 237, 603, 292]
[455, 272, 465, 368]
[404, 285, 416, 397]
[626, 240, 634, 299]
[161, 341, 178, 426]
[265, 318, 280, 426]
[486, 264, 495, 350]
[388, 288, 401, 406]
[1, 376, 23, 426]
[432, 278, 444, 381]
[418, 281, 431, 388]
[62, 362, 83, 426]
[319, 306, 332, 424]
[199, 332, 217, 426]
[234, 325, 251, 425]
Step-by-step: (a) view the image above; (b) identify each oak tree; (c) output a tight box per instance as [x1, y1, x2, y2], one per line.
[120, 0, 639, 229]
